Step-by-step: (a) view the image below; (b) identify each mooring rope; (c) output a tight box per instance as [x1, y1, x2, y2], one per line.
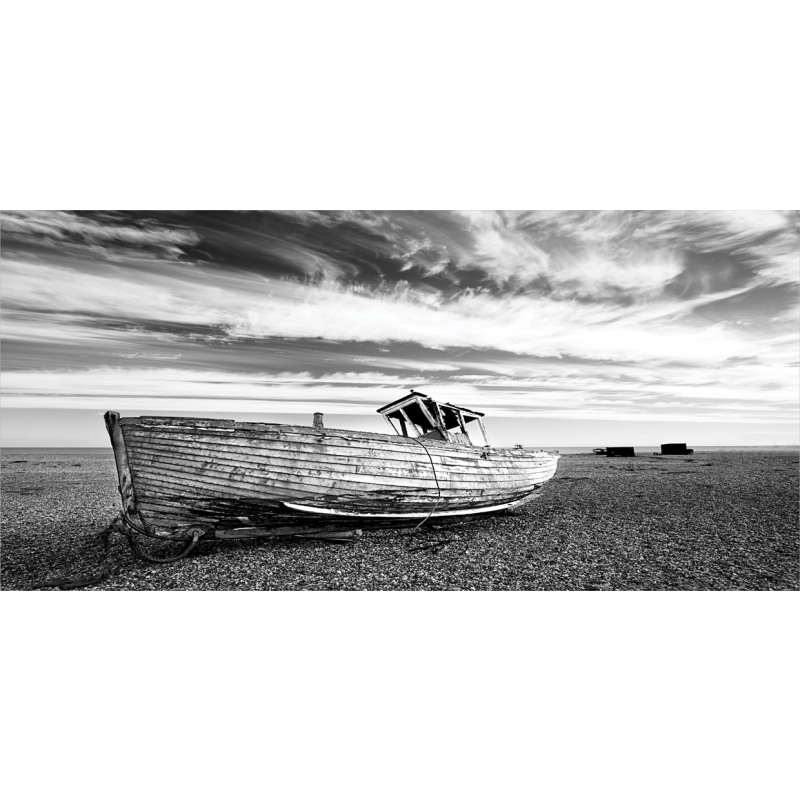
[32, 519, 120, 590]
[33, 514, 202, 590]
[410, 437, 444, 531]
[120, 512, 203, 563]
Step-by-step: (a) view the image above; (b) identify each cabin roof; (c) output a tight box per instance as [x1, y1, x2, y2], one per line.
[375, 391, 428, 414]
[375, 391, 484, 419]
[438, 401, 484, 419]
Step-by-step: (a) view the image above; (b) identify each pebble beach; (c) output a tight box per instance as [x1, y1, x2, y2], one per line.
[2, 448, 797, 591]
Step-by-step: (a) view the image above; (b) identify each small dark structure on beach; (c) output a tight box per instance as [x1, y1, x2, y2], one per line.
[661, 442, 694, 455]
[592, 448, 606, 455]
[606, 447, 636, 457]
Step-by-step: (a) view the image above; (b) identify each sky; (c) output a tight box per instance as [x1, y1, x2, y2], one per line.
[0, 210, 798, 447]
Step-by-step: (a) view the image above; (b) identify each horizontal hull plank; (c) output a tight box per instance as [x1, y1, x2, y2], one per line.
[132, 447, 548, 486]
[132, 477, 542, 524]
[132, 468, 535, 507]
[134, 477, 536, 509]
[126, 437, 521, 473]
[131, 466, 536, 499]
[281, 487, 538, 516]
[128, 443, 437, 479]
[123, 426, 555, 466]
[129, 459, 547, 500]
[124, 433, 556, 477]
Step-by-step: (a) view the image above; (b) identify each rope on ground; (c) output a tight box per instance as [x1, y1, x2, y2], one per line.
[33, 517, 123, 590]
[33, 514, 203, 590]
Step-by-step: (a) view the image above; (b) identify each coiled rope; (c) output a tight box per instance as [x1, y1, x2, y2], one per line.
[33, 514, 202, 590]
[120, 512, 203, 563]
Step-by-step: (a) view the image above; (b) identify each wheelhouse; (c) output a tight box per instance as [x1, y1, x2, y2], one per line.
[376, 391, 489, 447]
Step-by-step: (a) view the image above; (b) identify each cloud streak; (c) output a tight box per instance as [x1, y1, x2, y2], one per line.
[2, 255, 793, 365]
[4, 365, 795, 426]
[1, 210, 199, 260]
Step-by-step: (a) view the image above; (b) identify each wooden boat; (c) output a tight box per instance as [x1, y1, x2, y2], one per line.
[105, 391, 559, 541]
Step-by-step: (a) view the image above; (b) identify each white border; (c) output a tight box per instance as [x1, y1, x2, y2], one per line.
[1, 2, 797, 798]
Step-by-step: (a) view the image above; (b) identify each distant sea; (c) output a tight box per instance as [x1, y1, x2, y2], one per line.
[546, 445, 799, 454]
[3, 447, 112, 452]
[3, 445, 798, 455]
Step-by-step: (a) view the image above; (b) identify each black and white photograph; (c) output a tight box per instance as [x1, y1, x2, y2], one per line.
[1, 210, 797, 591]
[1, 3, 797, 799]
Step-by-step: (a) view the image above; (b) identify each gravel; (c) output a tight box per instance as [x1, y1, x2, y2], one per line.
[2, 449, 798, 590]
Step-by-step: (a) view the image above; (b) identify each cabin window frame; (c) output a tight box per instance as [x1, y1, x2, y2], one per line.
[437, 402, 490, 447]
[379, 392, 490, 447]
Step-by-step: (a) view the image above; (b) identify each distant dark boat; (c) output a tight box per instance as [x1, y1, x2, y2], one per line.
[660, 443, 693, 455]
[605, 447, 636, 457]
[105, 391, 560, 540]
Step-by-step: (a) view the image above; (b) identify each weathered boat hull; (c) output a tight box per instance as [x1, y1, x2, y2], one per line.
[105, 412, 559, 535]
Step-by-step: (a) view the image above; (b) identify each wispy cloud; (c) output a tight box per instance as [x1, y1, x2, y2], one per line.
[4, 254, 793, 365]
[1, 210, 199, 260]
[109, 351, 183, 360]
[3, 364, 795, 426]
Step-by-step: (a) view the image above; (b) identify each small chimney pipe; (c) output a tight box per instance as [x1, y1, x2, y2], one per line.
[313, 412, 324, 429]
